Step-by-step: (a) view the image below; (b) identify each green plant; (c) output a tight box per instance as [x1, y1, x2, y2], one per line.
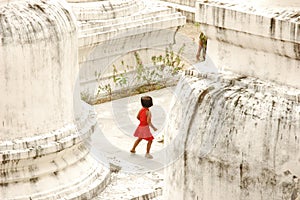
[95, 71, 112, 99]
[151, 45, 185, 75]
[134, 51, 163, 85]
[94, 46, 185, 103]
[98, 83, 112, 97]
[112, 64, 128, 87]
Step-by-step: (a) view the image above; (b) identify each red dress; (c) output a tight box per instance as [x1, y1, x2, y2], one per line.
[133, 107, 154, 141]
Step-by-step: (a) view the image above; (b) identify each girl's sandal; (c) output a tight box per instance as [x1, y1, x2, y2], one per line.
[145, 153, 153, 159]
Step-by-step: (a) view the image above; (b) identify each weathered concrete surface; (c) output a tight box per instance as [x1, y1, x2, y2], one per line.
[0, 0, 109, 199]
[216, 0, 300, 8]
[73, 0, 186, 102]
[164, 69, 300, 200]
[90, 88, 173, 200]
[0, 0, 18, 5]
[162, 1, 300, 199]
[195, 0, 300, 88]
[0, 0, 187, 199]
[159, 0, 196, 22]
[0, 0, 77, 139]
[161, 0, 196, 7]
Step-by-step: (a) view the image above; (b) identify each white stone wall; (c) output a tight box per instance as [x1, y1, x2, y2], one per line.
[0, 0, 78, 139]
[0, 1, 109, 199]
[158, 0, 196, 22]
[74, 0, 186, 101]
[0, 0, 18, 5]
[163, 1, 300, 199]
[70, 0, 144, 21]
[161, 0, 196, 8]
[164, 70, 300, 200]
[195, 0, 300, 88]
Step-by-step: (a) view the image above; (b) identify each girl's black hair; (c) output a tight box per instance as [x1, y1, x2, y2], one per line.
[141, 96, 153, 108]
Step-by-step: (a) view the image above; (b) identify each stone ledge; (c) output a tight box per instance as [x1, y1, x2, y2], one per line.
[0, 103, 97, 161]
[155, 0, 196, 22]
[185, 69, 300, 102]
[70, 0, 144, 21]
[156, 0, 196, 14]
[78, 6, 173, 31]
[164, 69, 300, 199]
[0, 0, 77, 45]
[93, 163, 164, 200]
[195, 0, 300, 88]
[0, 153, 111, 200]
[79, 16, 185, 49]
[196, 0, 300, 43]
[80, 12, 180, 36]
[131, 187, 163, 200]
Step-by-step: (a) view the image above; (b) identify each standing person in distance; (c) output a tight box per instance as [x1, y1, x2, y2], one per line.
[196, 32, 207, 61]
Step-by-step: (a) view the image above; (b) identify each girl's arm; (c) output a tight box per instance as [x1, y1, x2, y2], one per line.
[137, 110, 141, 120]
[147, 111, 157, 131]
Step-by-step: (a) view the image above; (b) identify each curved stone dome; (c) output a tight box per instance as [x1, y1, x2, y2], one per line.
[164, 70, 300, 200]
[0, 1, 108, 199]
[0, 0, 78, 139]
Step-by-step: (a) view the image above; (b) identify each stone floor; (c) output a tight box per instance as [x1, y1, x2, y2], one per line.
[89, 60, 218, 199]
[89, 88, 174, 199]
[94, 171, 163, 200]
[87, 22, 218, 199]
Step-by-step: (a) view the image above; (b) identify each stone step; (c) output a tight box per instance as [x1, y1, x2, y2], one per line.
[80, 12, 184, 36]
[0, 103, 96, 159]
[78, 11, 185, 48]
[78, 14, 185, 48]
[0, 152, 111, 200]
[93, 172, 163, 200]
[89, 156, 164, 200]
[75, 0, 186, 49]
[70, 0, 145, 21]
[78, 6, 174, 31]
[152, 0, 196, 13]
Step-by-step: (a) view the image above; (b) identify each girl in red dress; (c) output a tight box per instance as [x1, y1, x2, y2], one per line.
[130, 96, 157, 159]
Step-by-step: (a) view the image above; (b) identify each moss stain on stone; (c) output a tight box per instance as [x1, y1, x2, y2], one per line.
[29, 177, 39, 183]
[270, 18, 276, 36]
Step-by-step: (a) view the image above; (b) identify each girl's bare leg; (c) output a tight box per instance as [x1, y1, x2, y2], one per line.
[131, 138, 142, 153]
[146, 140, 153, 154]
[145, 140, 153, 159]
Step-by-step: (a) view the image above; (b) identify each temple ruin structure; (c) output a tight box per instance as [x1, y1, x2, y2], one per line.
[164, 0, 300, 199]
[0, 0, 184, 199]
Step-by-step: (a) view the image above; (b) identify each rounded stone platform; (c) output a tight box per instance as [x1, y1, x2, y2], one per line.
[0, 0, 110, 199]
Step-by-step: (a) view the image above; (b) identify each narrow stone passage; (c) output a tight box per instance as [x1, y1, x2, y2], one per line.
[89, 88, 174, 199]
